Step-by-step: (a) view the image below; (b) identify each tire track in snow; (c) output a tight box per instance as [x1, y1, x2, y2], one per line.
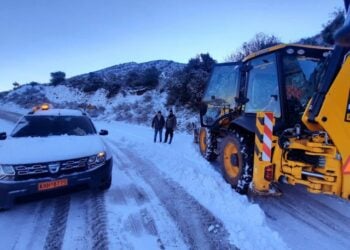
[26, 200, 55, 249]
[61, 191, 91, 250]
[108, 151, 175, 249]
[58, 190, 110, 249]
[110, 141, 236, 250]
[44, 195, 71, 250]
[88, 192, 110, 250]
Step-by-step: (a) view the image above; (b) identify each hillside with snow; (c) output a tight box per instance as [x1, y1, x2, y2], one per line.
[0, 60, 200, 131]
[67, 60, 184, 88]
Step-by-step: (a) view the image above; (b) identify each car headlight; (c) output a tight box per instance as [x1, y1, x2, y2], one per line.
[96, 152, 106, 163]
[0, 165, 15, 181]
[87, 152, 106, 169]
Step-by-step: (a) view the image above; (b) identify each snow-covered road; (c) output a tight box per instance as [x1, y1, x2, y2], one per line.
[0, 112, 350, 250]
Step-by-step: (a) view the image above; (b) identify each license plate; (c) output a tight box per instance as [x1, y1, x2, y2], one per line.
[38, 179, 68, 191]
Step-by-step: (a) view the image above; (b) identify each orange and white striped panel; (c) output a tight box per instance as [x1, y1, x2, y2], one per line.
[343, 156, 350, 174]
[262, 112, 274, 162]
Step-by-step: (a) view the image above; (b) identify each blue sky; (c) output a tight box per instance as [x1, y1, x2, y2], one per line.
[0, 0, 343, 91]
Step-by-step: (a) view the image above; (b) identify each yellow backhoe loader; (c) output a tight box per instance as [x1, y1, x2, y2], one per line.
[198, 1, 350, 199]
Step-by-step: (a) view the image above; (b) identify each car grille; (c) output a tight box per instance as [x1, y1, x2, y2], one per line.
[15, 164, 48, 175]
[14, 157, 89, 180]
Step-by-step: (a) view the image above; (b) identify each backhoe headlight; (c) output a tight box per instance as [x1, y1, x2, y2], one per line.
[0, 165, 15, 181]
[87, 152, 106, 169]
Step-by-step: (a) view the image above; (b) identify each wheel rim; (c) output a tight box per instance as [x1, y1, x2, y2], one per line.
[199, 129, 207, 154]
[223, 142, 240, 178]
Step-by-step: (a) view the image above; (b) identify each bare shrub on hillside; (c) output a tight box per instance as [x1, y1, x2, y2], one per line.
[226, 33, 281, 62]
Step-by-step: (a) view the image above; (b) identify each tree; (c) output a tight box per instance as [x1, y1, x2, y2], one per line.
[12, 82, 20, 89]
[142, 67, 160, 89]
[82, 72, 105, 93]
[227, 33, 281, 61]
[321, 9, 345, 45]
[126, 71, 141, 87]
[88, 72, 104, 85]
[126, 67, 160, 90]
[50, 71, 66, 86]
[297, 9, 344, 46]
[167, 53, 216, 110]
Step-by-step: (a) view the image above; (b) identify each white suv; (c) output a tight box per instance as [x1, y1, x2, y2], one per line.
[0, 105, 113, 209]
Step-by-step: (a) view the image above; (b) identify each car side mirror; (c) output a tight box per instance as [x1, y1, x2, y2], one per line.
[0, 132, 7, 140]
[99, 129, 108, 136]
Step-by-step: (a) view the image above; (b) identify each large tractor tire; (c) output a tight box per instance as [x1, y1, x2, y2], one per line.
[199, 127, 218, 162]
[219, 131, 253, 194]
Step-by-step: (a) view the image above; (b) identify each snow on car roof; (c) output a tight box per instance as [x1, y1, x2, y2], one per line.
[29, 109, 85, 116]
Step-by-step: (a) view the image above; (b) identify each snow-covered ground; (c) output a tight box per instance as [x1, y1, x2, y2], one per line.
[1, 113, 350, 250]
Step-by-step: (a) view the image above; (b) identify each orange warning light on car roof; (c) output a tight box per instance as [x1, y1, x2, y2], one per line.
[41, 104, 50, 110]
[31, 103, 51, 113]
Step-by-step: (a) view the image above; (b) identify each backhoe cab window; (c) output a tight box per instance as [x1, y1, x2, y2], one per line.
[283, 55, 320, 110]
[245, 54, 281, 117]
[203, 64, 239, 107]
[202, 64, 239, 126]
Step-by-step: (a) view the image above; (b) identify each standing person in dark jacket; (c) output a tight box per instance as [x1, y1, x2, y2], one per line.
[152, 111, 165, 142]
[164, 110, 177, 144]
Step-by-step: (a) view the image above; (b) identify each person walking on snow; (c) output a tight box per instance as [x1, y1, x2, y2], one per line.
[152, 111, 165, 142]
[164, 110, 177, 144]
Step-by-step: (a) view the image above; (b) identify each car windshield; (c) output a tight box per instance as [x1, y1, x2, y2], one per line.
[11, 115, 96, 137]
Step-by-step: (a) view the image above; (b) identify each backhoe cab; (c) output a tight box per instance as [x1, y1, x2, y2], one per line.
[199, 36, 350, 198]
[201, 44, 330, 133]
